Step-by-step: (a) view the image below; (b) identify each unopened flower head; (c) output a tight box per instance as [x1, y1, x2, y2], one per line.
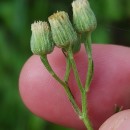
[31, 21, 54, 55]
[72, 0, 97, 33]
[48, 11, 78, 48]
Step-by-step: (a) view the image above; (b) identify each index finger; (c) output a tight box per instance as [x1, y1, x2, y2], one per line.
[19, 44, 130, 130]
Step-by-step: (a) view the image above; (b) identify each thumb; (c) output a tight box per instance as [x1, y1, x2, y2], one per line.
[99, 109, 130, 130]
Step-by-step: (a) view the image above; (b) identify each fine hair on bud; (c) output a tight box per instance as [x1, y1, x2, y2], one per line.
[72, 0, 97, 33]
[31, 21, 54, 55]
[48, 11, 78, 49]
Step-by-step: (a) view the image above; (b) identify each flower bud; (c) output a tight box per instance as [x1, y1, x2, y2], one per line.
[31, 21, 54, 55]
[48, 11, 78, 49]
[72, 0, 97, 33]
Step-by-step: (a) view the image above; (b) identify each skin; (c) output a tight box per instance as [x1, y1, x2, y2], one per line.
[19, 44, 130, 130]
[99, 110, 130, 130]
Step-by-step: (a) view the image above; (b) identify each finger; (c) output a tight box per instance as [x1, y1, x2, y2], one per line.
[19, 44, 130, 130]
[99, 109, 130, 130]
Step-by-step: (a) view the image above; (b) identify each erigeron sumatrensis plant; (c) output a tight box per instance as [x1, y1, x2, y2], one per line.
[31, 0, 97, 129]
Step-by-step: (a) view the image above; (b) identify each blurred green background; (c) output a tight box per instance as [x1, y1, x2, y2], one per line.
[0, 0, 130, 130]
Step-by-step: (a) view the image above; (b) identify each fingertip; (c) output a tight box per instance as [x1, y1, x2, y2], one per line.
[99, 109, 130, 130]
[19, 44, 130, 130]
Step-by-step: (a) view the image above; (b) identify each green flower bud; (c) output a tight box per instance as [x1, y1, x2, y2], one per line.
[72, 0, 97, 33]
[48, 11, 78, 49]
[31, 21, 54, 55]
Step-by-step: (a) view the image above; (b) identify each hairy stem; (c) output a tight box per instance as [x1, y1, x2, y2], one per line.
[84, 32, 94, 92]
[64, 57, 71, 82]
[67, 46, 84, 93]
[81, 92, 93, 130]
[40, 55, 81, 116]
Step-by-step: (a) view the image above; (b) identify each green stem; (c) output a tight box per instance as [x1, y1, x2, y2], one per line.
[64, 57, 71, 82]
[84, 32, 92, 58]
[80, 32, 94, 130]
[40, 55, 81, 116]
[84, 32, 94, 92]
[67, 46, 84, 93]
[85, 58, 93, 92]
[67, 45, 93, 129]
[81, 92, 93, 130]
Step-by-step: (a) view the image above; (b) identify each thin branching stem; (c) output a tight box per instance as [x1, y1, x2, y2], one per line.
[40, 55, 82, 116]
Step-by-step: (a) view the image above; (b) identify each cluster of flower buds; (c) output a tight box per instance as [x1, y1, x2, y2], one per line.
[30, 1, 97, 129]
[30, 0, 97, 56]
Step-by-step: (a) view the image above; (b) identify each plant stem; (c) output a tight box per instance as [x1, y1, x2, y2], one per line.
[64, 57, 71, 82]
[80, 32, 94, 130]
[85, 58, 93, 92]
[67, 45, 93, 130]
[40, 55, 81, 116]
[81, 92, 93, 130]
[67, 46, 84, 93]
[84, 32, 94, 92]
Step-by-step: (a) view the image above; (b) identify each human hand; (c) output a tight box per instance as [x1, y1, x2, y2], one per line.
[19, 44, 130, 130]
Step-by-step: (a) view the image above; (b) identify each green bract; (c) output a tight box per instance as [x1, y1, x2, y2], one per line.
[31, 21, 54, 55]
[72, 0, 97, 33]
[48, 11, 78, 49]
